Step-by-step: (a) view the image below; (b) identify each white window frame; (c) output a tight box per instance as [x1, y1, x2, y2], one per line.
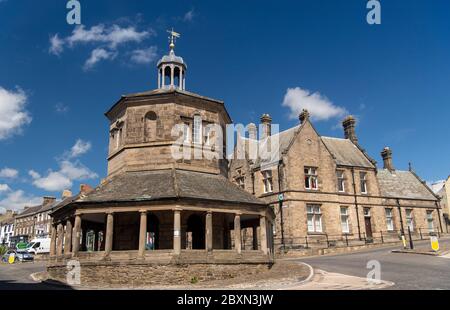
[337, 170, 345, 192]
[193, 114, 202, 144]
[405, 209, 414, 231]
[340, 207, 350, 233]
[307, 205, 322, 233]
[360, 172, 368, 194]
[304, 167, 318, 190]
[426, 210, 434, 232]
[236, 176, 245, 189]
[183, 122, 190, 143]
[385, 208, 394, 231]
[262, 170, 273, 193]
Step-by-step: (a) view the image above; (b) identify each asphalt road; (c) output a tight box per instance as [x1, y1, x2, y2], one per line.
[0, 261, 67, 290]
[298, 238, 450, 290]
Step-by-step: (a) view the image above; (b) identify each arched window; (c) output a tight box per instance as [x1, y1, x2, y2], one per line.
[174, 67, 180, 89]
[193, 114, 202, 144]
[164, 66, 171, 87]
[144, 111, 158, 142]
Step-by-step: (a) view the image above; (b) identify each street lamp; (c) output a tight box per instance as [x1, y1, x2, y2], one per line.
[33, 215, 37, 239]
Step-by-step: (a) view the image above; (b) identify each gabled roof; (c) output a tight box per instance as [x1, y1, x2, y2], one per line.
[16, 205, 42, 218]
[377, 169, 437, 201]
[321, 137, 375, 169]
[76, 169, 266, 206]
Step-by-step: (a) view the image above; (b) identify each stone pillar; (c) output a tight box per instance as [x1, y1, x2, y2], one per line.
[173, 210, 181, 255]
[158, 69, 161, 88]
[138, 211, 147, 259]
[72, 215, 81, 257]
[170, 65, 174, 88]
[56, 223, 64, 256]
[252, 226, 258, 250]
[50, 225, 57, 257]
[206, 212, 213, 252]
[104, 212, 114, 257]
[234, 214, 242, 254]
[161, 66, 165, 88]
[260, 215, 268, 255]
[64, 220, 73, 255]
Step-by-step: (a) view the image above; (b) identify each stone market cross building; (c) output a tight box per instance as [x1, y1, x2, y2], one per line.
[48, 33, 275, 286]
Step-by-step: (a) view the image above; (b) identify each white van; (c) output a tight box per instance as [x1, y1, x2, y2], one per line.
[26, 238, 51, 255]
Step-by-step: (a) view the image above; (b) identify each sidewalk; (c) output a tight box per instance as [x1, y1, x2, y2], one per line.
[391, 236, 450, 256]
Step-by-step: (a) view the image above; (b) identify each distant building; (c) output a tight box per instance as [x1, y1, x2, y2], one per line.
[433, 176, 450, 229]
[0, 217, 15, 246]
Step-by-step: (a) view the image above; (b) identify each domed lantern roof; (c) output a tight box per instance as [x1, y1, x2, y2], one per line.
[157, 29, 187, 90]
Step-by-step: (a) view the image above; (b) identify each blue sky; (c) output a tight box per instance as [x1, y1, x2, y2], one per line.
[1, 0, 450, 212]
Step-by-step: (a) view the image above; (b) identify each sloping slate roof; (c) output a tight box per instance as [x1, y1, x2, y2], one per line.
[377, 169, 437, 200]
[321, 137, 374, 168]
[79, 169, 265, 205]
[16, 205, 42, 218]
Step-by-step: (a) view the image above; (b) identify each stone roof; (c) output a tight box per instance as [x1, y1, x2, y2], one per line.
[321, 137, 375, 168]
[77, 169, 266, 206]
[157, 50, 186, 68]
[377, 169, 437, 201]
[0, 217, 14, 225]
[16, 201, 60, 219]
[122, 88, 224, 104]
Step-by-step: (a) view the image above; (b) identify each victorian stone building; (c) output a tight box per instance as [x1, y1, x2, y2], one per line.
[230, 110, 444, 250]
[48, 33, 274, 286]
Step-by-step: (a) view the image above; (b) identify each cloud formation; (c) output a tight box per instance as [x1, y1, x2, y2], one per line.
[0, 167, 19, 179]
[49, 23, 156, 70]
[68, 139, 92, 158]
[0, 86, 32, 140]
[0, 184, 10, 192]
[0, 190, 42, 213]
[130, 46, 158, 64]
[183, 9, 195, 22]
[282, 87, 348, 121]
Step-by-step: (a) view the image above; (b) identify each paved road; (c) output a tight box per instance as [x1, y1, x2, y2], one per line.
[298, 238, 450, 290]
[0, 261, 68, 290]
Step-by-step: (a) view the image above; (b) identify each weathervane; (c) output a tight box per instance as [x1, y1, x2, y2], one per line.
[167, 28, 181, 51]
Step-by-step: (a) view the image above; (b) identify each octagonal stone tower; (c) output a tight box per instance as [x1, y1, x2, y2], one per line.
[105, 34, 231, 178]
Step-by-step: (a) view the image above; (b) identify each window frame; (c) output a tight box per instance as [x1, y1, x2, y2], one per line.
[336, 170, 345, 192]
[193, 114, 202, 144]
[262, 170, 273, 193]
[405, 209, 414, 231]
[360, 172, 368, 194]
[307, 205, 323, 233]
[385, 208, 394, 231]
[426, 210, 434, 232]
[340, 206, 350, 233]
[304, 167, 319, 190]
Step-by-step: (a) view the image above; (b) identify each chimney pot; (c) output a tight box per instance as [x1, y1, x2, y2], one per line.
[299, 109, 310, 124]
[381, 147, 395, 171]
[62, 190, 73, 199]
[80, 184, 94, 195]
[342, 115, 358, 144]
[43, 196, 56, 206]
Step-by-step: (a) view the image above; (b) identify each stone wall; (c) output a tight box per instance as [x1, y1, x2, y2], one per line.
[47, 261, 269, 287]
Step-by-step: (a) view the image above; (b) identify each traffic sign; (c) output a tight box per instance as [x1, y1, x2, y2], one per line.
[278, 194, 284, 202]
[431, 236, 439, 252]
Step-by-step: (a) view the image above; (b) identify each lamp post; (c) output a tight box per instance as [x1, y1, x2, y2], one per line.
[33, 215, 37, 239]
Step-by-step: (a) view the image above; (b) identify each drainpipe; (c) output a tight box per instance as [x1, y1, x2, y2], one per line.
[436, 201, 444, 234]
[351, 168, 362, 240]
[251, 171, 255, 195]
[396, 199, 405, 236]
[277, 160, 285, 249]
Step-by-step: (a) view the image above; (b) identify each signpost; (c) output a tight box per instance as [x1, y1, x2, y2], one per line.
[8, 252, 15, 264]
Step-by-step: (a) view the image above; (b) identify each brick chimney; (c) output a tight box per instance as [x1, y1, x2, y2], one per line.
[342, 116, 358, 144]
[381, 147, 395, 171]
[260, 114, 272, 140]
[80, 184, 94, 195]
[62, 190, 73, 199]
[43, 196, 56, 206]
[299, 109, 310, 124]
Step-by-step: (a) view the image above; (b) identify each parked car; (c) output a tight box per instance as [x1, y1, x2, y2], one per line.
[1, 250, 34, 263]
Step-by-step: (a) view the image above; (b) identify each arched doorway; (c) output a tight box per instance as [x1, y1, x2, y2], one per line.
[187, 214, 205, 249]
[147, 214, 160, 250]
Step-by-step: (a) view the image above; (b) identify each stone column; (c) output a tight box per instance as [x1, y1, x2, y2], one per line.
[173, 210, 181, 255]
[234, 214, 242, 254]
[252, 226, 258, 250]
[64, 220, 73, 255]
[72, 215, 82, 257]
[206, 212, 213, 252]
[158, 69, 161, 88]
[161, 66, 165, 88]
[179, 70, 183, 89]
[50, 225, 57, 257]
[104, 212, 114, 257]
[170, 65, 174, 88]
[260, 215, 268, 255]
[56, 223, 64, 256]
[138, 211, 147, 259]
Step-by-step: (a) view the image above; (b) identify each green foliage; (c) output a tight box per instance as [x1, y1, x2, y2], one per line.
[0, 245, 7, 256]
[190, 276, 199, 284]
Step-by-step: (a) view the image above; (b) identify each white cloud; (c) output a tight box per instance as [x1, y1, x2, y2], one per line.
[130, 46, 158, 64]
[29, 161, 97, 192]
[282, 87, 348, 121]
[0, 190, 42, 212]
[55, 102, 69, 114]
[0, 184, 10, 192]
[69, 139, 92, 158]
[0, 168, 19, 179]
[183, 9, 195, 22]
[49, 34, 64, 56]
[83, 48, 117, 71]
[0, 86, 32, 140]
